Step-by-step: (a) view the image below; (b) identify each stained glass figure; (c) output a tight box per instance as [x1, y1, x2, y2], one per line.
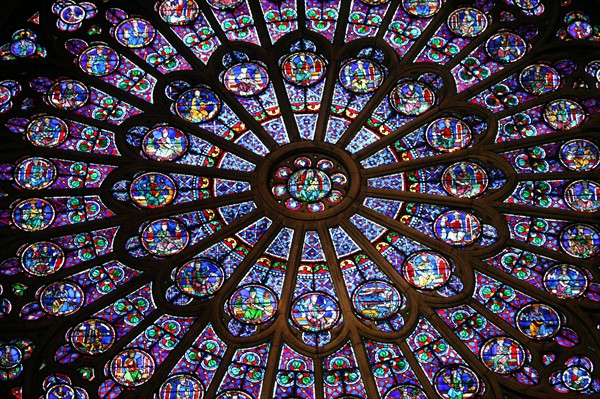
[441, 161, 489, 198]
[339, 58, 384, 93]
[291, 292, 340, 332]
[110, 349, 155, 386]
[486, 32, 527, 63]
[26, 116, 69, 147]
[560, 224, 600, 258]
[14, 158, 56, 190]
[11, 198, 55, 232]
[158, 0, 200, 25]
[130, 173, 177, 208]
[389, 81, 435, 115]
[78, 45, 119, 76]
[175, 88, 221, 123]
[39, 281, 84, 316]
[543, 264, 588, 299]
[447, 8, 488, 37]
[229, 285, 277, 324]
[141, 219, 189, 256]
[403, 251, 452, 289]
[515, 303, 561, 340]
[0, 1, 599, 398]
[175, 259, 224, 298]
[543, 99, 585, 130]
[434, 210, 482, 246]
[223, 62, 269, 97]
[425, 117, 472, 152]
[480, 337, 526, 374]
[47, 80, 89, 110]
[519, 64, 561, 95]
[142, 127, 188, 161]
[434, 365, 481, 398]
[560, 139, 599, 171]
[281, 51, 326, 86]
[402, 0, 442, 17]
[0, 29, 46, 59]
[352, 280, 402, 320]
[70, 319, 115, 355]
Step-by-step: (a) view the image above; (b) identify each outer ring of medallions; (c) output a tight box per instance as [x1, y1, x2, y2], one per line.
[254, 142, 363, 226]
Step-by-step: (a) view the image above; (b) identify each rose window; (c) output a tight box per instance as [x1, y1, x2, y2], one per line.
[0, 1, 599, 399]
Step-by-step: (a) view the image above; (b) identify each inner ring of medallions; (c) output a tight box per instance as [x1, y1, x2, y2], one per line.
[255, 142, 362, 222]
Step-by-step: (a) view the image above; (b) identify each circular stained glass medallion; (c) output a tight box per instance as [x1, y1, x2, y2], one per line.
[223, 62, 269, 97]
[110, 349, 155, 387]
[514, 0, 541, 9]
[281, 52, 326, 86]
[402, 251, 452, 290]
[26, 116, 68, 148]
[543, 99, 585, 130]
[562, 366, 593, 391]
[130, 172, 177, 209]
[434, 365, 480, 399]
[229, 284, 278, 324]
[515, 303, 561, 340]
[176, 258, 225, 298]
[564, 180, 600, 212]
[175, 88, 221, 123]
[115, 18, 155, 48]
[269, 151, 351, 215]
[11, 39, 36, 58]
[543, 264, 588, 299]
[560, 224, 600, 259]
[519, 64, 561, 96]
[141, 219, 189, 257]
[560, 139, 599, 171]
[207, 0, 244, 10]
[339, 58, 384, 93]
[70, 319, 116, 355]
[142, 126, 189, 162]
[0, 345, 21, 369]
[60, 5, 86, 24]
[434, 210, 482, 246]
[79, 45, 120, 77]
[11, 198, 55, 232]
[14, 157, 56, 190]
[39, 281, 85, 316]
[215, 391, 252, 399]
[46, 384, 76, 399]
[441, 161, 489, 198]
[360, 0, 389, 5]
[426, 117, 472, 152]
[384, 385, 427, 399]
[447, 8, 488, 37]
[486, 32, 527, 63]
[389, 81, 435, 116]
[288, 169, 332, 203]
[352, 280, 402, 320]
[480, 337, 526, 374]
[159, 0, 200, 25]
[291, 292, 340, 332]
[159, 374, 204, 398]
[402, 0, 442, 17]
[20, 241, 64, 276]
[568, 21, 593, 39]
[47, 80, 89, 110]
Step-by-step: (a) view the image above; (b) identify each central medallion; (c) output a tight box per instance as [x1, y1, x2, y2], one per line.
[288, 167, 332, 203]
[256, 142, 361, 222]
[272, 156, 347, 213]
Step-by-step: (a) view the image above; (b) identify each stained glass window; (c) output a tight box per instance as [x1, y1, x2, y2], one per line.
[0, 0, 600, 398]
